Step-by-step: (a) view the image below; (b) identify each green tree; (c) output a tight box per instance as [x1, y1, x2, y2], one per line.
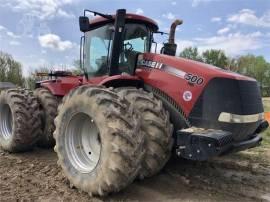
[179, 47, 203, 62]
[234, 54, 270, 96]
[72, 59, 84, 75]
[202, 49, 228, 69]
[24, 66, 51, 89]
[0, 51, 24, 86]
[227, 57, 240, 72]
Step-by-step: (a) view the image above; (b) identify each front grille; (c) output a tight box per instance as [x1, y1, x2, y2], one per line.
[189, 78, 264, 141]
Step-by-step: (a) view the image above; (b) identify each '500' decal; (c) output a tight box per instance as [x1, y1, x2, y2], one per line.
[184, 73, 204, 85]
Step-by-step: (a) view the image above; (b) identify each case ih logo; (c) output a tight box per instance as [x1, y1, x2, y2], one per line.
[139, 59, 204, 85]
[139, 60, 163, 69]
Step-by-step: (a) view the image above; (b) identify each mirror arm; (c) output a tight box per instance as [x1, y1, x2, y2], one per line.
[154, 31, 169, 35]
[84, 9, 113, 20]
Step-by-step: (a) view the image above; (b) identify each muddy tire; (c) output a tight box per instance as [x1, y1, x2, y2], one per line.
[117, 87, 173, 179]
[0, 88, 42, 152]
[54, 86, 145, 196]
[34, 88, 58, 148]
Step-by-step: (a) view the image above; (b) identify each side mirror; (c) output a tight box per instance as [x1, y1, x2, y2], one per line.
[79, 16, 90, 32]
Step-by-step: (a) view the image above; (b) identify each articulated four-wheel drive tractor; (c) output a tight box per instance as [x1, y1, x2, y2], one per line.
[0, 9, 268, 196]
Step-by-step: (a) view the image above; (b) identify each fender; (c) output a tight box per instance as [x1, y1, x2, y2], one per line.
[40, 77, 82, 96]
[99, 74, 143, 88]
[39, 74, 143, 96]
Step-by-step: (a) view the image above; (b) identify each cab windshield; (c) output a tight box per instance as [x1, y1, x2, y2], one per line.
[84, 23, 151, 77]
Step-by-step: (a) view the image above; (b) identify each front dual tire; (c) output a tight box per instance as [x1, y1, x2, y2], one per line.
[116, 88, 174, 179]
[53, 86, 145, 196]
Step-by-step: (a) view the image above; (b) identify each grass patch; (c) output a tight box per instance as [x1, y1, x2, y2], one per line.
[261, 98, 270, 147]
[263, 97, 270, 112]
[226, 98, 270, 163]
[234, 98, 270, 152]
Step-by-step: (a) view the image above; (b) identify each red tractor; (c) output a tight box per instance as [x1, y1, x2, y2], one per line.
[0, 9, 268, 196]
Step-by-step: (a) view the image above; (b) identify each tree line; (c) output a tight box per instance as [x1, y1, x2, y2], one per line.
[179, 47, 270, 96]
[0, 49, 269, 96]
[0, 52, 24, 87]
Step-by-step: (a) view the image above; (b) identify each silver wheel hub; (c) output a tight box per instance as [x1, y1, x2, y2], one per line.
[0, 104, 13, 140]
[65, 113, 101, 173]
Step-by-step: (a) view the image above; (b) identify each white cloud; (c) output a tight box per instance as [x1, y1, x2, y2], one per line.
[211, 17, 221, 22]
[194, 32, 264, 55]
[217, 27, 230, 35]
[38, 34, 73, 51]
[0, 25, 6, 31]
[191, 0, 216, 7]
[0, 25, 21, 38]
[2, 0, 74, 19]
[162, 12, 176, 20]
[7, 31, 20, 38]
[171, 31, 268, 56]
[9, 41, 21, 46]
[135, 8, 144, 15]
[171, 1, 177, 5]
[57, 9, 75, 18]
[228, 9, 270, 27]
[176, 40, 196, 54]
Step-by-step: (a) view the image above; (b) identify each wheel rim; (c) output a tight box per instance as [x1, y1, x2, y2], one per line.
[0, 104, 13, 140]
[65, 112, 101, 173]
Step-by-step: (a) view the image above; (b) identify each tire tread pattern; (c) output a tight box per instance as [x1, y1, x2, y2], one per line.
[117, 87, 173, 179]
[34, 88, 58, 148]
[0, 88, 42, 152]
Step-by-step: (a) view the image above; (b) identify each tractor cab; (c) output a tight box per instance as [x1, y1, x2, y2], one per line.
[79, 9, 158, 78]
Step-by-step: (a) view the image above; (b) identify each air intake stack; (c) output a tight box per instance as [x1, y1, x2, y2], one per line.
[162, 19, 183, 56]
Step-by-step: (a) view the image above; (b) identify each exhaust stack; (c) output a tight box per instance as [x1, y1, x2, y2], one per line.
[169, 19, 183, 44]
[162, 19, 183, 56]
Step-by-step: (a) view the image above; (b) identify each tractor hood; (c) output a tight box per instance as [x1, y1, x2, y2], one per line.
[141, 53, 255, 82]
[138, 52, 263, 125]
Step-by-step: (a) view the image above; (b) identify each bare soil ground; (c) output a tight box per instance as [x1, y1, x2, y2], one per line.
[0, 99, 269, 202]
[0, 147, 269, 202]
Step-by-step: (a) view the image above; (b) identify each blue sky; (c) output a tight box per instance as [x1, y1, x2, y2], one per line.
[0, 0, 269, 75]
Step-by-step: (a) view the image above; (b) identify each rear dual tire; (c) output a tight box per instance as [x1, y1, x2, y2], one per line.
[0, 88, 41, 152]
[34, 88, 58, 148]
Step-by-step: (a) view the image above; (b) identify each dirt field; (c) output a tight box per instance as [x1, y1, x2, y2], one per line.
[0, 99, 269, 202]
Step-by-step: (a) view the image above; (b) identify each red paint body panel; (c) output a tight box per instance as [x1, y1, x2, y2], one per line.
[136, 53, 255, 116]
[41, 76, 82, 96]
[41, 74, 141, 96]
[99, 74, 141, 85]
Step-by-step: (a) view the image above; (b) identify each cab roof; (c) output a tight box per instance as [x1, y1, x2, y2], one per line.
[89, 13, 159, 31]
